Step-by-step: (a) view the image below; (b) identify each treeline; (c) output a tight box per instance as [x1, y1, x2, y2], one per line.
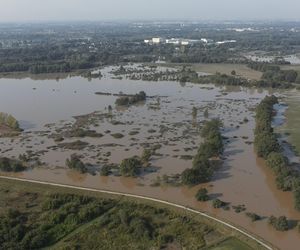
[124, 67, 293, 89]
[254, 95, 300, 210]
[115, 91, 146, 106]
[181, 119, 223, 185]
[0, 157, 26, 172]
[248, 62, 300, 84]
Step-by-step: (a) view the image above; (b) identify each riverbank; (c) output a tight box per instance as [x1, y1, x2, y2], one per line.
[0, 176, 267, 250]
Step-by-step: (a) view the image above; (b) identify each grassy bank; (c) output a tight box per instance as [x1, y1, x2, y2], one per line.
[0, 178, 265, 250]
[279, 92, 300, 155]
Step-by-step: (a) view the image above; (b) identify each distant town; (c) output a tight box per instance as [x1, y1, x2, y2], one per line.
[144, 37, 237, 46]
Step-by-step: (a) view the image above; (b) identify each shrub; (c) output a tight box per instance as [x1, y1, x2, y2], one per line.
[119, 157, 141, 177]
[268, 215, 289, 231]
[66, 154, 87, 173]
[212, 199, 226, 209]
[195, 188, 209, 202]
[0, 157, 26, 172]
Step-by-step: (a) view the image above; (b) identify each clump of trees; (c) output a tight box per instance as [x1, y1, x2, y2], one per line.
[195, 188, 209, 201]
[212, 199, 227, 209]
[115, 91, 146, 106]
[246, 212, 261, 222]
[268, 215, 289, 231]
[0, 112, 21, 131]
[119, 156, 142, 177]
[0, 157, 26, 172]
[254, 96, 300, 211]
[181, 119, 223, 186]
[66, 154, 87, 173]
[248, 62, 299, 84]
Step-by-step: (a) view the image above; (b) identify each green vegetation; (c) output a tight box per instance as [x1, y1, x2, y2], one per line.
[208, 237, 254, 250]
[141, 148, 152, 165]
[212, 199, 227, 209]
[181, 119, 223, 186]
[0, 157, 26, 172]
[246, 213, 261, 222]
[279, 95, 300, 156]
[115, 91, 146, 106]
[0, 112, 21, 131]
[254, 96, 300, 210]
[66, 154, 88, 173]
[232, 204, 246, 213]
[119, 156, 142, 177]
[195, 188, 209, 202]
[58, 140, 89, 150]
[0, 178, 259, 250]
[248, 62, 299, 84]
[111, 133, 125, 139]
[268, 216, 289, 231]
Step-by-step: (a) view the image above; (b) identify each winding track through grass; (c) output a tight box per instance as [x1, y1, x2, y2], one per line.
[0, 175, 273, 250]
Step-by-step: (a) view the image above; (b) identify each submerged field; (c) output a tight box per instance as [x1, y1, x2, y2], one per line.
[0, 65, 300, 249]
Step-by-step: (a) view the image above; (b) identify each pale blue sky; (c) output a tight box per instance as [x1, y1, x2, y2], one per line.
[0, 0, 299, 22]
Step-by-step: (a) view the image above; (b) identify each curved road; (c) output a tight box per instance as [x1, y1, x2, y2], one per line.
[0, 175, 273, 250]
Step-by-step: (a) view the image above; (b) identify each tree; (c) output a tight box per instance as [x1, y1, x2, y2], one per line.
[195, 188, 209, 201]
[66, 154, 87, 173]
[268, 216, 289, 231]
[231, 70, 236, 76]
[266, 152, 288, 174]
[119, 157, 141, 177]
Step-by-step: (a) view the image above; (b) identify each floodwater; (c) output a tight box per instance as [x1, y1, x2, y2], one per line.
[1, 66, 300, 250]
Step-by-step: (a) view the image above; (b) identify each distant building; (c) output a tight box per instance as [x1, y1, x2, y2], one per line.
[216, 40, 237, 45]
[152, 37, 164, 44]
[166, 38, 180, 45]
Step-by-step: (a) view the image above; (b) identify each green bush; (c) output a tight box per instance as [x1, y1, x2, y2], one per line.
[66, 154, 87, 173]
[195, 188, 209, 202]
[119, 157, 141, 177]
[268, 215, 289, 231]
[0, 157, 26, 172]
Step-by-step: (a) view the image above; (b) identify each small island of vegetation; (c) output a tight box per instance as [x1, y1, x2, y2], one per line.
[115, 91, 146, 106]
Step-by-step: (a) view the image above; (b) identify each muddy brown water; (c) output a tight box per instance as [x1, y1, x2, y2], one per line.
[0, 66, 300, 250]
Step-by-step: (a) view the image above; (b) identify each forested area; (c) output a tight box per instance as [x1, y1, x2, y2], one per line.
[1, 22, 300, 74]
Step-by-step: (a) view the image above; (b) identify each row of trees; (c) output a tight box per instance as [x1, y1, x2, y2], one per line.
[181, 119, 223, 186]
[248, 62, 300, 84]
[254, 96, 300, 210]
[0, 157, 26, 172]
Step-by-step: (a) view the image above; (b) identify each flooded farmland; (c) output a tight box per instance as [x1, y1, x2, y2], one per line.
[1, 66, 300, 250]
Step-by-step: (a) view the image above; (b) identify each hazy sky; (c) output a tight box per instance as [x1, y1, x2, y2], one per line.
[0, 0, 299, 22]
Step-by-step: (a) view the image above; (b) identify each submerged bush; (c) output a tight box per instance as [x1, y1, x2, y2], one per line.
[66, 154, 87, 173]
[119, 157, 142, 177]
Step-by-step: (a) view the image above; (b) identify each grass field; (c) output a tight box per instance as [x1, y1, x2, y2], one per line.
[278, 91, 300, 155]
[0, 178, 266, 250]
[208, 237, 254, 250]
